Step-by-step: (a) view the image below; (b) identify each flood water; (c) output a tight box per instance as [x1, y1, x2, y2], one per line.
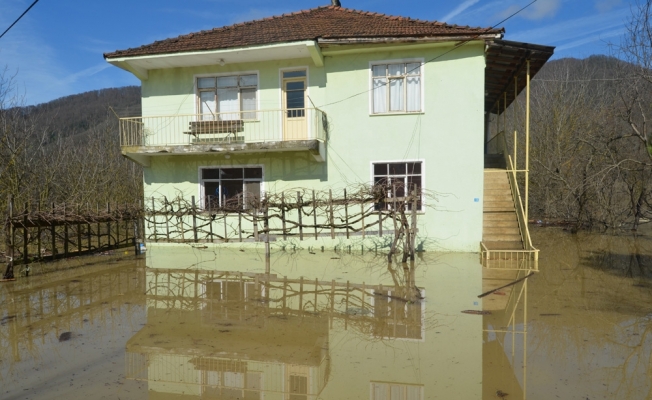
[1, 226, 651, 400]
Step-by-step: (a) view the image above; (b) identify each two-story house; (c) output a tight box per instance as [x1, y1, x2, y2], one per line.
[104, 3, 553, 254]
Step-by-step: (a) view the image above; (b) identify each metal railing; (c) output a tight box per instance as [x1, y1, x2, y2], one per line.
[482, 131, 539, 270]
[119, 108, 328, 148]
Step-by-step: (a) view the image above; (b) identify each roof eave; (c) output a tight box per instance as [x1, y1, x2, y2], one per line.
[317, 33, 503, 45]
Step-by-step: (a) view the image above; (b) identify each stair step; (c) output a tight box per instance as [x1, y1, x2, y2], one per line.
[482, 241, 524, 250]
[483, 219, 519, 228]
[484, 227, 521, 235]
[484, 195, 513, 202]
[483, 233, 523, 242]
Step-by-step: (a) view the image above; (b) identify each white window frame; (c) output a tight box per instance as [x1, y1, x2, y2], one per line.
[370, 159, 426, 212]
[194, 71, 260, 120]
[368, 58, 425, 115]
[198, 164, 265, 209]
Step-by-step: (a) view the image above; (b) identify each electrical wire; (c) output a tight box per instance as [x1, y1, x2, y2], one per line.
[0, 0, 41, 40]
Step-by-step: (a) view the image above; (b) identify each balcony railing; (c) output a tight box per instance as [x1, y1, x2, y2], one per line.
[119, 108, 328, 148]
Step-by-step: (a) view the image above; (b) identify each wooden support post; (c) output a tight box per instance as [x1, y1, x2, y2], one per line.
[329, 189, 335, 239]
[361, 203, 366, 239]
[410, 185, 418, 260]
[238, 197, 242, 242]
[86, 203, 91, 251]
[297, 192, 303, 241]
[281, 192, 287, 240]
[163, 197, 170, 243]
[52, 202, 57, 258]
[37, 201, 41, 259]
[116, 204, 120, 247]
[264, 203, 270, 257]
[223, 198, 228, 242]
[64, 203, 69, 257]
[3, 195, 14, 278]
[151, 197, 157, 242]
[96, 203, 101, 250]
[23, 202, 28, 265]
[330, 279, 335, 327]
[344, 189, 349, 239]
[312, 190, 318, 240]
[378, 209, 383, 237]
[253, 208, 259, 241]
[106, 203, 111, 248]
[77, 204, 82, 254]
[191, 196, 198, 242]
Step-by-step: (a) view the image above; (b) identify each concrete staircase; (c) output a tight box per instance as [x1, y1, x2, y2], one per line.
[483, 155, 523, 251]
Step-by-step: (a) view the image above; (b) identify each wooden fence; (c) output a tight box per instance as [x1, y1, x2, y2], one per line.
[3, 195, 143, 279]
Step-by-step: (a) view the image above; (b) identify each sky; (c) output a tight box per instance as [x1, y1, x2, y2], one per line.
[0, 0, 635, 106]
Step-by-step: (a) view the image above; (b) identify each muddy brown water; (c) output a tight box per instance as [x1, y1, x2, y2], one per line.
[1, 226, 651, 399]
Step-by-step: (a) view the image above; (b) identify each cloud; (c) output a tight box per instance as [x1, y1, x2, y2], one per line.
[595, 0, 623, 13]
[441, 0, 482, 22]
[499, 0, 561, 21]
[59, 63, 112, 86]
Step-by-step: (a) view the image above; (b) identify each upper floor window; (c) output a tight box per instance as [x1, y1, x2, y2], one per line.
[371, 62, 422, 114]
[197, 74, 258, 120]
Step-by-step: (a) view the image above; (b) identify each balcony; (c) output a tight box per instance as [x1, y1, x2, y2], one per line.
[119, 108, 328, 166]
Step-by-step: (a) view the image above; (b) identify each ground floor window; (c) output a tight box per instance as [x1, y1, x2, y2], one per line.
[201, 167, 262, 210]
[372, 161, 422, 211]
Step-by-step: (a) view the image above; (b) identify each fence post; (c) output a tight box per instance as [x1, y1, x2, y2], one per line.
[3, 195, 15, 279]
[297, 191, 303, 241]
[151, 197, 157, 243]
[77, 204, 82, 254]
[51, 202, 56, 258]
[86, 203, 91, 251]
[23, 202, 28, 265]
[106, 202, 111, 248]
[343, 189, 349, 239]
[37, 200, 41, 259]
[63, 202, 69, 257]
[312, 190, 318, 240]
[191, 196, 198, 242]
[281, 192, 287, 240]
[329, 189, 334, 239]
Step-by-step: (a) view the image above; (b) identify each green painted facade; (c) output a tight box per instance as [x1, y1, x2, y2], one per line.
[134, 41, 486, 252]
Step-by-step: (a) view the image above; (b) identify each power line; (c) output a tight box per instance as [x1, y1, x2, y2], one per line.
[317, 0, 539, 109]
[0, 0, 41, 41]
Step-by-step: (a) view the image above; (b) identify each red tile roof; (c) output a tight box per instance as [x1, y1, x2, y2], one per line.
[104, 6, 503, 59]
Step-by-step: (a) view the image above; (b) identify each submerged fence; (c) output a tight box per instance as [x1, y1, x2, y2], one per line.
[3, 195, 143, 279]
[3, 186, 424, 279]
[145, 185, 422, 260]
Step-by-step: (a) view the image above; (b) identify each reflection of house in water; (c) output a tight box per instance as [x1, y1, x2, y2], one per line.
[126, 265, 426, 399]
[127, 248, 532, 399]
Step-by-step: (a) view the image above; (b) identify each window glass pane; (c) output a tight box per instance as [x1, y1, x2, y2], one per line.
[221, 180, 244, 206]
[388, 163, 406, 175]
[200, 91, 217, 118]
[204, 181, 220, 208]
[283, 70, 306, 78]
[373, 78, 387, 113]
[406, 63, 420, 75]
[244, 181, 261, 209]
[198, 77, 215, 89]
[392, 178, 405, 198]
[286, 90, 305, 109]
[406, 76, 421, 112]
[240, 74, 258, 86]
[220, 168, 243, 179]
[244, 167, 262, 179]
[373, 383, 389, 400]
[286, 81, 305, 91]
[389, 78, 404, 112]
[241, 88, 257, 119]
[202, 168, 221, 179]
[407, 176, 421, 192]
[388, 63, 404, 76]
[217, 76, 238, 88]
[406, 386, 422, 400]
[374, 163, 387, 175]
[217, 88, 239, 120]
[407, 162, 421, 175]
[372, 64, 386, 77]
